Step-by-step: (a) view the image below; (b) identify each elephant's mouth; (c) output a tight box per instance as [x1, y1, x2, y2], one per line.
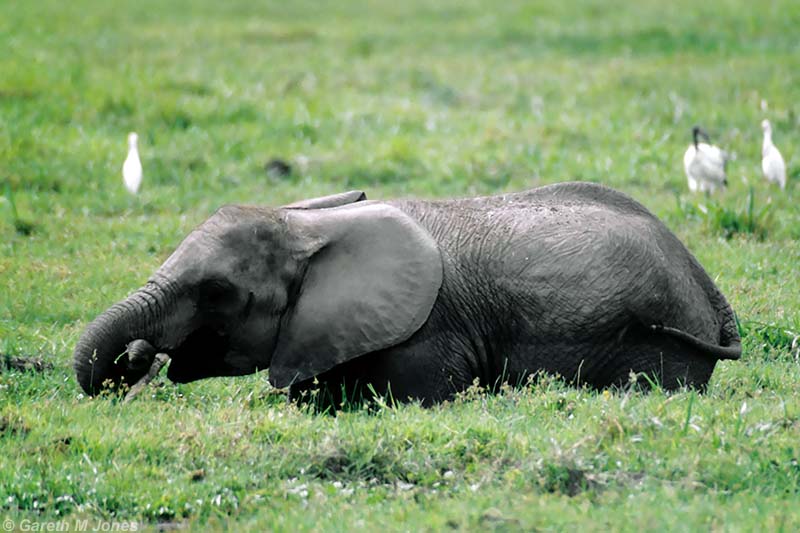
[165, 324, 235, 383]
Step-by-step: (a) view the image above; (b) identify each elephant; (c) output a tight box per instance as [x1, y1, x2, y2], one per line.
[73, 182, 741, 406]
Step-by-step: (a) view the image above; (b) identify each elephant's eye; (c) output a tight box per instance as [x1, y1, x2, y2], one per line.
[199, 279, 237, 310]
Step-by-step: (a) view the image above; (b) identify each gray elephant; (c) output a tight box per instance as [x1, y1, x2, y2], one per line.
[74, 183, 741, 405]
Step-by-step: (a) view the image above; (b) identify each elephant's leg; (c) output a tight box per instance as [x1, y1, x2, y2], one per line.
[594, 323, 718, 391]
[350, 341, 476, 406]
[499, 340, 614, 390]
[288, 336, 476, 410]
[287, 372, 365, 413]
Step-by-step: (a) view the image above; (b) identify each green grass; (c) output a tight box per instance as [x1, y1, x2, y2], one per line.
[1, 0, 799, 530]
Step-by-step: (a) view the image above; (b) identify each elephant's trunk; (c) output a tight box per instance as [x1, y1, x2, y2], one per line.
[73, 283, 169, 395]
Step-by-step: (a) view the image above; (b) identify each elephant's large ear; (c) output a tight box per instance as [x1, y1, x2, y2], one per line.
[283, 190, 366, 210]
[269, 203, 442, 388]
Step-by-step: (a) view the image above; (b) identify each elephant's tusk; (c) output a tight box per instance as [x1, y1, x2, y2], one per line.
[123, 353, 170, 403]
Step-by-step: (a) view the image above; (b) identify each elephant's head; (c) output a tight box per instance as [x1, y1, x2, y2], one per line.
[73, 192, 443, 395]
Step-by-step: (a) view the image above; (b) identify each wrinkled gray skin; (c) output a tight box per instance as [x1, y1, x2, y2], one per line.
[74, 183, 741, 406]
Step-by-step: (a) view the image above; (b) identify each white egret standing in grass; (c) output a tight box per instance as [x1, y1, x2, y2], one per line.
[122, 132, 142, 194]
[761, 119, 786, 190]
[683, 126, 728, 194]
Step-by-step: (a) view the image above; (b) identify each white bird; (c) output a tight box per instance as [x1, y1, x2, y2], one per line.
[122, 132, 142, 194]
[683, 126, 728, 194]
[761, 119, 786, 190]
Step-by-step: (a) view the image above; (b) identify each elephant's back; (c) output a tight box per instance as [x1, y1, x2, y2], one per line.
[388, 182, 658, 235]
[388, 182, 726, 343]
[391, 181, 653, 214]
[387, 182, 662, 254]
[389, 184, 667, 309]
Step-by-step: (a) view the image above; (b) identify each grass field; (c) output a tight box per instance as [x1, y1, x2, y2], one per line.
[2, 0, 800, 530]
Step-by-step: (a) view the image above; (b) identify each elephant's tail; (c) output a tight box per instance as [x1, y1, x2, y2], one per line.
[650, 324, 742, 360]
[656, 257, 743, 362]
